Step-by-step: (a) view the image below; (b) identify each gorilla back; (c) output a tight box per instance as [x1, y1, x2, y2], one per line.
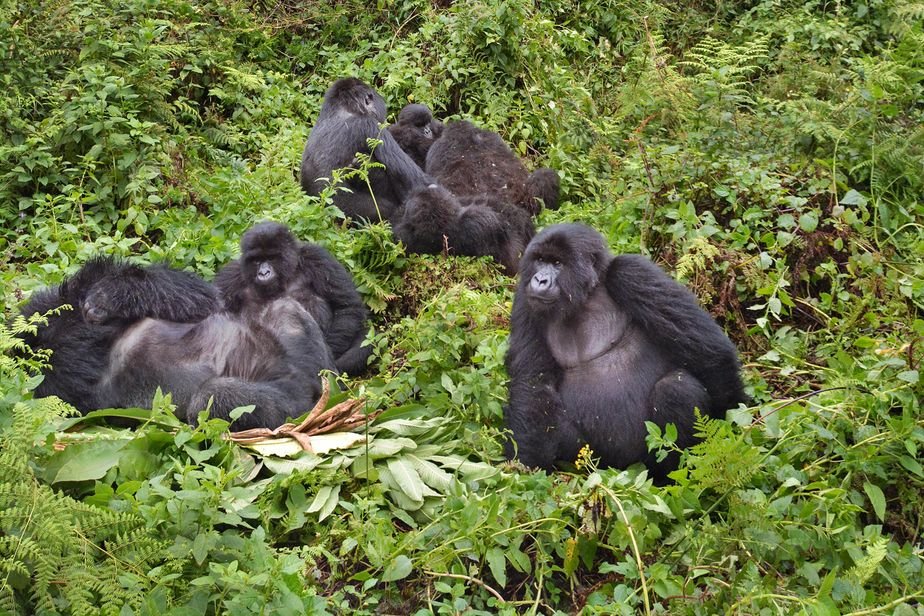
[299, 78, 428, 223]
[505, 224, 747, 477]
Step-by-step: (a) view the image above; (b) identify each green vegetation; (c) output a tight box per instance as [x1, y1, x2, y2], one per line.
[1, 0, 922, 613]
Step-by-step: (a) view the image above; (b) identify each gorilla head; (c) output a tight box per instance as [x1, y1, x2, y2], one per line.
[519, 224, 609, 317]
[238, 222, 300, 301]
[319, 77, 387, 123]
[388, 104, 445, 168]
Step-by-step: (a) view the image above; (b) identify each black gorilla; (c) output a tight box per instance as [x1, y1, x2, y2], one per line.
[505, 224, 747, 476]
[19, 257, 220, 412]
[387, 103, 444, 169]
[215, 222, 372, 376]
[392, 184, 534, 275]
[300, 78, 429, 223]
[97, 295, 333, 430]
[425, 120, 560, 215]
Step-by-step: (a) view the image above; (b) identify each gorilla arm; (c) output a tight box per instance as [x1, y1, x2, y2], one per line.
[298, 244, 372, 375]
[604, 255, 747, 414]
[370, 127, 432, 196]
[504, 296, 572, 469]
[84, 260, 220, 324]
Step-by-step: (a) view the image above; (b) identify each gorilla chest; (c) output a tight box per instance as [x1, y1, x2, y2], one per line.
[545, 289, 630, 369]
[545, 289, 668, 410]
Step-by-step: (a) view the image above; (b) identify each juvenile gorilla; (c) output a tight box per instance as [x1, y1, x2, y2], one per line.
[425, 120, 560, 215]
[392, 184, 534, 275]
[20, 257, 220, 412]
[215, 222, 372, 376]
[505, 224, 747, 477]
[387, 103, 444, 169]
[300, 78, 429, 223]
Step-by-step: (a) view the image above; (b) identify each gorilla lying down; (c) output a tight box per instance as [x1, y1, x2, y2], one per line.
[21, 223, 370, 429]
[505, 224, 747, 478]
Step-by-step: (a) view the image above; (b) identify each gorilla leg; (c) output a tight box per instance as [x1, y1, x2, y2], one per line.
[188, 377, 297, 430]
[645, 368, 710, 477]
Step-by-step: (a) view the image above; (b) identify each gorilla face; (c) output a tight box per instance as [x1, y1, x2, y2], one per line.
[519, 224, 608, 317]
[239, 222, 299, 300]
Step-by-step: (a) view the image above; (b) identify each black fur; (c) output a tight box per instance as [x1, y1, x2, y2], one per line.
[425, 120, 560, 215]
[505, 224, 747, 477]
[215, 222, 372, 376]
[392, 184, 534, 275]
[98, 296, 334, 430]
[19, 257, 220, 412]
[300, 78, 430, 223]
[387, 103, 444, 169]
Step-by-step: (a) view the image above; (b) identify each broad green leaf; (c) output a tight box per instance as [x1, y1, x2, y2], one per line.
[406, 454, 454, 491]
[863, 481, 886, 521]
[386, 457, 425, 502]
[381, 555, 413, 582]
[243, 438, 304, 458]
[486, 547, 507, 588]
[263, 453, 324, 474]
[307, 486, 335, 513]
[309, 431, 365, 454]
[50, 439, 130, 483]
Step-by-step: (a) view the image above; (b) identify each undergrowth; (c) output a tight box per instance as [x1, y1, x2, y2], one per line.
[1, 0, 922, 613]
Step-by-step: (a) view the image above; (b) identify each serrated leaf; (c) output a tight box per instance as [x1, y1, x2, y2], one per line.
[381, 555, 413, 582]
[386, 457, 425, 502]
[863, 481, 886, 521]
[486, 547, 507, 588]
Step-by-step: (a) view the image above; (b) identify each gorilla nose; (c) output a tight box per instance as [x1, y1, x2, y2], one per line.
[257, 264, 273, 282]
[533, 273, 549, 288]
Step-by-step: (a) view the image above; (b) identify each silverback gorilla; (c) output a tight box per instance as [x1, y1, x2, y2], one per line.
[19, 258, 221, 412]
[215, 222, 372, 376]
[387, 103, 444, 169]
[300, 78, 429, 223]
[392, 184, 534, 275]
[505, 224, 747, 477]
[425, 120, 560, 215]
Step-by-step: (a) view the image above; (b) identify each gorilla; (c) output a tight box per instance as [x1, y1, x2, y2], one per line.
[300, 78, 430, 223]
[392, 184, 534, 275]
[505, 224, 747, 477]
[19, 257, 221, 412]
[96, 295, 333, 430]
[425, 120, 560, 215]
[387, 103, 444, 169]
[215, 222, 372, 376]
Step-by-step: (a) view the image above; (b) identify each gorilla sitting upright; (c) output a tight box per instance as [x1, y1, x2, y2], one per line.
[425, 120, 560, 215]
[392, 184, 534, 275]
[215, 222, 372, 376]
[300, 78, 430, 223]
[505, 224, 747, 478]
